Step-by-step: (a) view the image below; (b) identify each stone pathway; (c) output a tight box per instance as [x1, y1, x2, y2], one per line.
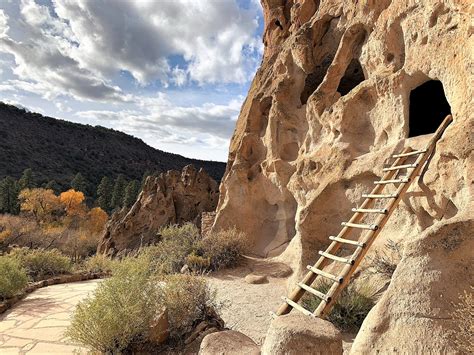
[0, 280, 101, 354]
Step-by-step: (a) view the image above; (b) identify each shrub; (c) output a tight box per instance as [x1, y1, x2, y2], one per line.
[66, 255, 220, 352]
[82, 254, 117, 274]
[141, 223, 201, 274]
[449, 289, 474, 353]
[185, 252, 211, 272]
[369, 239, 402, 278]
[0, 256, 28, 299]
[302, 279, 377, 331]
[199, 227, 247, 270]
[9, 247, 72, 279]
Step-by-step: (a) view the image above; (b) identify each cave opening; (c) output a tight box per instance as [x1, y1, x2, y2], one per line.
[337, 58, 365, 96]
[408, 80, 451, 137]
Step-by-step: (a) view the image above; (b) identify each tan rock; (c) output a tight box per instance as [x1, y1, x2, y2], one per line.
[262, 313, 342, 355]
[211, 0, 472, 348]
[149, 307, 169, 345]
[98, 165, 219, 254]
[245, 274, 268, 284]
[199, 330, 260, 355]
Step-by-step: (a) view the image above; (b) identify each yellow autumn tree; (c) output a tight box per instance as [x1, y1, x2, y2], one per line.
[60, 189, 86, 217]
[86, 207, 108, 235]
[19, 188, 61, 223]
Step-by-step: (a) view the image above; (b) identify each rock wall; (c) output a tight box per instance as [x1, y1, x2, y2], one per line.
[212, 0, 472, 351]
[98, 165, 219, 254]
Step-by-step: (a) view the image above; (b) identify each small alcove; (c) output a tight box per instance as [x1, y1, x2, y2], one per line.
[337, 58, 365, 96]
[408, 80, 451, 137]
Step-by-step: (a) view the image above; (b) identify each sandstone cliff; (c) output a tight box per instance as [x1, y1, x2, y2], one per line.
[98, 165, 219, 254]
[212, 0, 473, 352]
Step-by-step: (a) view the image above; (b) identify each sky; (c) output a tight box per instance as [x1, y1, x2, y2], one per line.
[0, 0, 264, 162]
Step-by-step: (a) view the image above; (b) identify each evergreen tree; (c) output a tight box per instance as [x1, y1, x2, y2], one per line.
[45, 179, 60, 193]
[71, 173, 88, 194]
[111, 174, 126, 210]
[0, 176, 20, 214]
[96, 176, 113, 212]
[123, 180, 140, 208]
[18, 168, 35, 190]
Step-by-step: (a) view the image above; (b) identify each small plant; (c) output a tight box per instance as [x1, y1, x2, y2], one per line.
[302, 279, 377, 331]
[449, 289, 474, 353]
[185, 252, 211, 272]
[0, 256, 29, 300]
[9, 247, 72, 279]
[82, 254, 117, 274]
[199, 227, 246, 270]
[66, 255, 221, 352]
[369, 239, 402, 278]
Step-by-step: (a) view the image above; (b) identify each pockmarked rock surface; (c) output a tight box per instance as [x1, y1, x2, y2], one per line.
[262, 313, 342, 355]
[199, 330, 260, 355]
[98, 165, 219, 254]
[0, 280, 101, 354]
[211, 0, 472, 351]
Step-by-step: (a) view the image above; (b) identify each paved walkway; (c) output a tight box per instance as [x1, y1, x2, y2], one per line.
[0, 280, 101, 354]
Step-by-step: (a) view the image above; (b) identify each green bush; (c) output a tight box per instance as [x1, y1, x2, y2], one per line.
[9, 247, 72, 279]
[302, 279, 376, 331]
[82, 254, 117, 274]
[0, 256, 28, 299]
[66, 255, 220, 352]
[199, 228, 246, 270]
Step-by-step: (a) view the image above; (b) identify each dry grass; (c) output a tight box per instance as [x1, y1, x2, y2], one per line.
[369, 239, 402, 278]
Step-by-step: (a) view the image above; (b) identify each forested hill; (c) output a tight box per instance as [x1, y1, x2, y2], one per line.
[0, 102, 226, 190]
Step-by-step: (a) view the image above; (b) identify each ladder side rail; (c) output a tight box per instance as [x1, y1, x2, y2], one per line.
[315, 115, 453, 318]
[276, 148, 413, 316]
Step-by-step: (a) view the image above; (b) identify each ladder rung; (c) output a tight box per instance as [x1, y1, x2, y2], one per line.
[392, 149, 427, 158]
[269, 311, 277, 319]
[362, 193, 398, 199]
[383, 163, 418, 171]
[329, 236, 365, 248]
[298, 282, 331, 302]
[281, 296, 315, 317]
[351, 207, 387, 214]
[341, 221, 378, 230]
[307, 265, 343, 283]
[318, 251, 355, 265]
[374, 177, 410, 185]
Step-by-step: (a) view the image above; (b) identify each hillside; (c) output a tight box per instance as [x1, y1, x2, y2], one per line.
[0, 102, 226, 190]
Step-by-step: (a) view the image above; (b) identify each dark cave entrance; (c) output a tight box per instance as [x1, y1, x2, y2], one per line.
[337, 58, 365, 96]
[408, 80, 451, 137]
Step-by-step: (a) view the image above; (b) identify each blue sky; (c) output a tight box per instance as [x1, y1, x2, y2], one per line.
[0, 0, 264, 161]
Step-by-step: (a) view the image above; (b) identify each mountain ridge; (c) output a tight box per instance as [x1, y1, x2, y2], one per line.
[0, 102, 226, 192]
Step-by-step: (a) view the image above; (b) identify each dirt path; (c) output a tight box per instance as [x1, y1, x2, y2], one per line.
[0, 280, 101, 354]
[205, 257, 290, 345]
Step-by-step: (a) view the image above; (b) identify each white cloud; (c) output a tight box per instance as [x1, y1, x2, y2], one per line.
[0, 9, 8, 37]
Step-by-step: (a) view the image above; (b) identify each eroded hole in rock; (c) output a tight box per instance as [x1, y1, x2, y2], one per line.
[275, 19, 283, 30]
[337, 58, 365, 96]
[409, 80, 451, 137]
[300, 57, 333, 105]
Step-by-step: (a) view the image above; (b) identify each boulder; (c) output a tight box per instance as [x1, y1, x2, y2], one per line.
[245, 274, 268, 284]
[261, 313, 342, 355]
[98, 165, 219, 254]
[149, 307, 169, 345]
[199, 330, 260, 355]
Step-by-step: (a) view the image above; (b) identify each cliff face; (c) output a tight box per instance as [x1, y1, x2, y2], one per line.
[98, 165, 219, 254]
[213, 0, 473, 351]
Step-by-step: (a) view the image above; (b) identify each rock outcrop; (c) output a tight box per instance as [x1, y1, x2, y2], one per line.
[199, 330, 260, 355]
[98, 165, 219, 254]
[262, 313, 342, 355]
[211, 0, 473, 351]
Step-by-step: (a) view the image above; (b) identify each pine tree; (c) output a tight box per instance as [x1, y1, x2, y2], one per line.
[123, 180, 140, 208]
[18, 168, 35, 190]
[71, 173, 88, 194]
[0, 176, 20, 214]
[111, 175, 126, 210]
[96, 176, 113, 212]
[45, 179, 60, 193]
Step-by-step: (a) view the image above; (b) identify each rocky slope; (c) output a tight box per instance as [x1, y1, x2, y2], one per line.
[0, 102, 226, 188]
[98, 165, 219, 254]
[211, 0, 473, 352]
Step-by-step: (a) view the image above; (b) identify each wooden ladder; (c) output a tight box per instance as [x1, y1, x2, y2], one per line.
[273, 115, 453, 320]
